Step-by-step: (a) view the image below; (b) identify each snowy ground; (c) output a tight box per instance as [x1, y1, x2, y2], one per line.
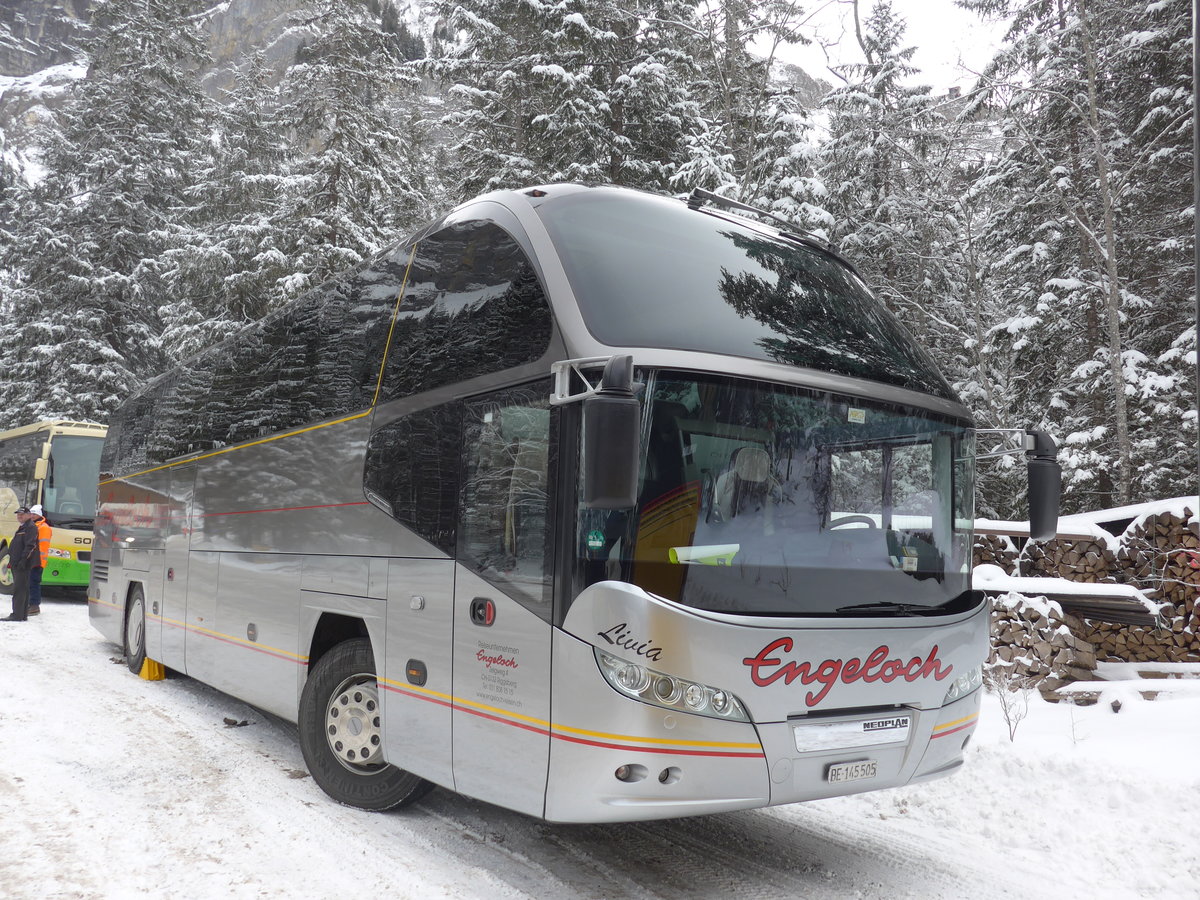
[2, 596, 1198, 900]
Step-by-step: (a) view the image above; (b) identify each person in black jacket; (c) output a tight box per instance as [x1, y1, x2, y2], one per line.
[4, 506, 40, 622]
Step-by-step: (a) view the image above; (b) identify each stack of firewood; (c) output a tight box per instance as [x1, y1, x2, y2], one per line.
[987, 593, 1097, 693]
[973, 534, 1018, 575]
[1017, 534, 1116, 583]
[1084, 507, 1200, 664]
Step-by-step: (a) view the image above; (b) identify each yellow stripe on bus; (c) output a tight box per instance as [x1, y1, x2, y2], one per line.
[99, 410, 372, 484]
[372, 244, 418, 408]
[933, 712, 979, 732]
[383, 677, 758, 749]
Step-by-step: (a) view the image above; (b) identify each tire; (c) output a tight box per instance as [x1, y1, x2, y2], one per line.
[0, 546, 12, 596]
[298, 637, 433, 811]
[124, 585, 147, 675]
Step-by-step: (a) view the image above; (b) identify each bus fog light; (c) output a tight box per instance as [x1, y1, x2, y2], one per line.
[658, 767, 681, 785]
[615, 764, 647, 783]
[594, 649, 749, 722]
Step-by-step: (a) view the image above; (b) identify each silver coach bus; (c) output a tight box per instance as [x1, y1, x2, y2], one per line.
[89, 184, 1059, 822]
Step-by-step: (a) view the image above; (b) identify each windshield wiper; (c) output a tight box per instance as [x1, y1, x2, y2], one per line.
[834, 602, 939, 616]
[49, 515, 94, 528]
[836, 591, 985, 617]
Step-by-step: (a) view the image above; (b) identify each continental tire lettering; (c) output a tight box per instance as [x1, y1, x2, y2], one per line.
[742, 641, 953, 708]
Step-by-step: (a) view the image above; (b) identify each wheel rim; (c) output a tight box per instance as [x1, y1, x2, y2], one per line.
[0, 558, 11, 590]
[128, 594, 145, 656]
[325, 674, 386, 773]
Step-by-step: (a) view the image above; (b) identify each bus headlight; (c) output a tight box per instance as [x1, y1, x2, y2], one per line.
[595, 649, 750, 722]
[942, 666, 983, 704]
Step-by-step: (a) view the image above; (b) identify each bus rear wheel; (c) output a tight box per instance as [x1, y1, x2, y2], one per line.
[298, 638, 432, 811]
[124, 585, 148, 675]
[0, 546, 13, 595]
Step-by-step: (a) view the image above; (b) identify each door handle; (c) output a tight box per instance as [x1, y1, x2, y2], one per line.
[469, 597, 495, 626]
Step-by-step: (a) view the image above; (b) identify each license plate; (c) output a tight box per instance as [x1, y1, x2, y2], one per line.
[827, 760, 877, 784]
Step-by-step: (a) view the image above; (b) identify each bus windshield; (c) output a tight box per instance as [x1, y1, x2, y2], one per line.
[45, 435, 104, 526]
[574, 373, 976, 617]
[535, 188, 955, 401]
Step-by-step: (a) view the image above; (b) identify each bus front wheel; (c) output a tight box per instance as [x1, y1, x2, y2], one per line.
[298, 638, 433, 811]
[124, 585, 147, 675]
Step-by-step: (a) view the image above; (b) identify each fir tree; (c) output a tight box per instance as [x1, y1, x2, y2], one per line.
[964, 0, 1194, 510]
[0, 0, 217, 423]
[675, 0, 821, 228]
[271, 0, 434, 299]
[427, 0, 706, 197]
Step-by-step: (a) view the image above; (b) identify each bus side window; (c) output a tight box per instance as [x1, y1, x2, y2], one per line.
[377, 220, 553, 403]
[458, 384, 554, 615]
[363, 403, 462, 555]
[0, 432, 42, 508]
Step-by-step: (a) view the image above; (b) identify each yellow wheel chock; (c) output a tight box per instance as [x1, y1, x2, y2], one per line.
[139, 658, 166, 681]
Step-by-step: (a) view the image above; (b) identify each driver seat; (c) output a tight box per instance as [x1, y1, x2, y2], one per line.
[713, 447, 771, 520]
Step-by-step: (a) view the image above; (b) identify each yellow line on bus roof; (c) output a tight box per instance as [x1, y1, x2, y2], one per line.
[372, 243, 418, 408]
[100, 410, 371, 484]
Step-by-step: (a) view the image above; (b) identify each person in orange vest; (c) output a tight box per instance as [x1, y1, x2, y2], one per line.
[27, 504, 52, 616]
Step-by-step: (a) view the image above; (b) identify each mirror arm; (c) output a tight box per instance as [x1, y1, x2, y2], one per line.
[551, 355, 643, 406]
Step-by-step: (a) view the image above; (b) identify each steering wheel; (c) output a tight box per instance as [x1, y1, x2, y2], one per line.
[828, 514, 878, 529]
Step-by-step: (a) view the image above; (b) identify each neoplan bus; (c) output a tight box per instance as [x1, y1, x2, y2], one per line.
[89, 184, 1060, 823]
[0, 420, 107, 594]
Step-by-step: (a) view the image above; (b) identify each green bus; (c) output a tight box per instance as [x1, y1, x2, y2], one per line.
[0, 420, 107, 594]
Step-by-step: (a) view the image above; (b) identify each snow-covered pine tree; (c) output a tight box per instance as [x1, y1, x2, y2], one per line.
[273, 0, 434, 300]
[674, 0, 822, 229]
[815, 2, 965, 370]
[427, 0, 705, 197]
[0, 0, 218, 423]
[159, 51, 293, 366]
[964, 0, 1194, 510]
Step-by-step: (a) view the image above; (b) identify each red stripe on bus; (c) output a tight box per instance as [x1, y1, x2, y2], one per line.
[381, 683, 454, 710]
[197, 501, 371, 518]
[930, 721, 976, 739]
[383, 683, 765, 759]
[550, 731, 765, 759]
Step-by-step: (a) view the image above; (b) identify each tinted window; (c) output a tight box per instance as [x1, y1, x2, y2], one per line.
[378, 221, 553, 402]
[363, 404, 462, 554]
[0, 432, 42, 508]
[104, 249, 406, 475]
[101, 378, 175, 477]
[45, 436, 104, 521]
[572, 372, 974, 617]
[459, 383, 554, 613]
[536, 190, 955, 400]
[212, 266, 397, 447]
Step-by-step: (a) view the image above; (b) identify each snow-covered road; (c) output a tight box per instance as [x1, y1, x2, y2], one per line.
[1, 596, 1196, 899]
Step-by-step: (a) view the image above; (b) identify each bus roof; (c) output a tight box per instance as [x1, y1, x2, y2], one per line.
[0, 421, 108, 442]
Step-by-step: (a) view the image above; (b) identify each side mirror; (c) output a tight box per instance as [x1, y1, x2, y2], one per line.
[1025, 429, 1060, 541]
[33, 458, 48, 482]
[581, 356, 641, 509]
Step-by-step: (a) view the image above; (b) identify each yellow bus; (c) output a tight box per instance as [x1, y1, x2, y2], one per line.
[0, 420, 107, 595]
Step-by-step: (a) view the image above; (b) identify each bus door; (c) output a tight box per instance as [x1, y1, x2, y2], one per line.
[160, 462, 195, 671]
[451, 390, 554, 817]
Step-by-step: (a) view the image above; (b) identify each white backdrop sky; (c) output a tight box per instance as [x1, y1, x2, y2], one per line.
[778, 0, 1008, 91]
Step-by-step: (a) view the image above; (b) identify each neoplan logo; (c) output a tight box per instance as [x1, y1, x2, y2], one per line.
[863, 716, 910, 732]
